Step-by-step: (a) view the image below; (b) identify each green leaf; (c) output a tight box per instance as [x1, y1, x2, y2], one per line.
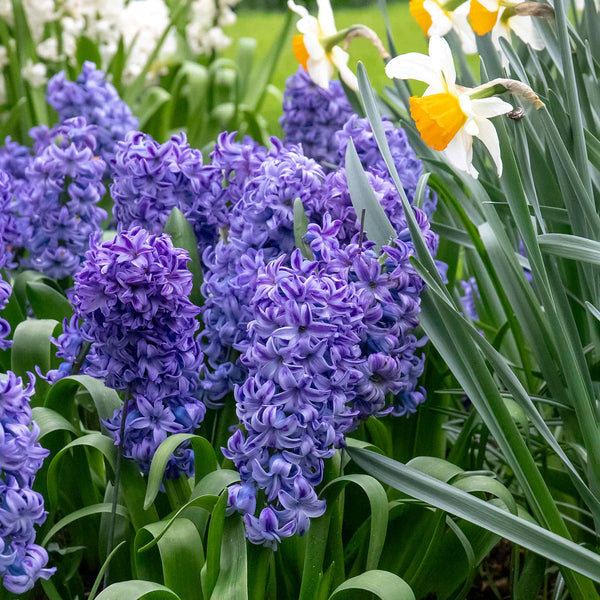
[89, 541, 127, 600]
[32, 406, 77, 439]
[95, 581, 182, 600]
[42, 502, 128, 546]
[320, 474, 388, 570]
[76, 36, 102, 70]
[349, 447, 600, 583]
[145, 434, 216, 509]
[210, 513, 248, 600]
[344, 138, 396, 253]
[136, 86, 171, 130]
[164, 207, 203, 308]
[45, 374, 121, 421]
[328, 570, 415, 600]
[26, 281, 73, 321]
[294, 198, 313, 259]
[538, 233, 600, 265]
[204, 492, 228, 600]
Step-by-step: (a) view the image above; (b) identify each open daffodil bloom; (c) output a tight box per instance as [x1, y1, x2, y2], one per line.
[385, 36, 515, 178]
[288, 0, 358, 91]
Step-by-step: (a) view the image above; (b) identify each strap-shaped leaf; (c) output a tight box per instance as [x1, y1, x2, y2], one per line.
[95, 581, 182, 600]
[329, 570, 415, 600]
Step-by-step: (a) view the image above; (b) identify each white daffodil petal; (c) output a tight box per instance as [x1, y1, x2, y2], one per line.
[451, 7, 477, 54]
[385, 53, 443, 88]
[428, 36, 457, 92]
[303, 33, 326, 59]
[288, 0, 310, 20]
[508, 15, 545, 51]
[316, 0, 337, 35]
[465, 118, 479, 136]
[307, 57, 334, 89]
[470, 97, 513, 118]
[477, 0, 499, 12]
[331, 46, 358, 91]
[424, 1, 453, 36]
[443, 129, 474, 175]
[475, 117, 503, 175]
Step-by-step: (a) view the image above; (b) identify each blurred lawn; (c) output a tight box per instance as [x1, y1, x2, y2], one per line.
[224, 2, 426, 134]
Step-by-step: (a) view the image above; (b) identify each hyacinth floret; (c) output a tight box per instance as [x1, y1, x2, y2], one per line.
[111, 131, 225, 253]
[72, 227, 205, 476]
[280, 67, 353, 166]
[224, 249, 366, 547]
[25, 116, 107, 279]
[335, 115, 437, 216]
[0, 372, 55, 593]
[46, 61, 138, 165]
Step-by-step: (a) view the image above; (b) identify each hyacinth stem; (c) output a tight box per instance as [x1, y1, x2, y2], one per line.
[71, 341, 92, 376]
[103, 391, 131, 590]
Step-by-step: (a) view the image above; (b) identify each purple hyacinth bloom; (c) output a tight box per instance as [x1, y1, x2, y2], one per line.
[335, 115, 437, 216]
[24, 117, 107, 279]
[111, 131, 225, 253]
[46, 61, 138, 165]
[306, 211, 437, 419]
[72, 227, 205, 476]
[280, 67, 353, 166]
[0, 373, 55, 593]
[224, 249, 365, 546]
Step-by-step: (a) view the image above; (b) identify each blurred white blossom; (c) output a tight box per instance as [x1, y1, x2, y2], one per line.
[22, 60, 48, 87]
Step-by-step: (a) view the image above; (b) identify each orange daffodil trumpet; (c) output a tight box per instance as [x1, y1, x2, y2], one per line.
[288, 0, 389, 92]
[385, 37, 542, 178]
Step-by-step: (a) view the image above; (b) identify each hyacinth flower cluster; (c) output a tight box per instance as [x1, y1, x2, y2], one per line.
[335, 115, 437, 217]
[46, 61, 138, 165]
[23, 117, 107, 280]
[280, 67, 354, 166]
[200, 139, 326, 406]
[111, 131, 226, 253]
[72, 227, 205, 476]
[224, 250, 366, 547]
[306, 214, 438, 417]
[0, 373, 55, 592]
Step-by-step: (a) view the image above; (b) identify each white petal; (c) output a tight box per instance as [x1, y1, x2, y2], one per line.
[317, 0, 337, 35]
[331, 47, 358, 91]
[476, 0, 499, 12]
[464, 117, 479, 136]
[444, 129, 477, 177]
[304, 32, 325, 59]
[451, 8, 477, 54]
[288, 0, 310, 20]
[509, 15, 545, 51]
[424, 1, 453, 36]
[307, 57, 334, 89]
[297, 16, 320, 36]
[428, 36, 457, 92]
[470, 97, 513, 118]
[385, 52, 443, 88]
[474, 117, 503, 175]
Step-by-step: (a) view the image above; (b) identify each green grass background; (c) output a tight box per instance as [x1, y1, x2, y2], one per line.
[224, 2, 426, 133]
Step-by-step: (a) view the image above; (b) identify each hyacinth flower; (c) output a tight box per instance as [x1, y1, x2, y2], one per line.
[334, 115, 437, 215]
[385, 36, 542, 178]
[72, 227, 205, 476]
[199, 140, 326, 407]
[224, 249, 366, 547]
[410, 0, 476, 53]
[46, 61, 138, 165]
[111, 131, 225, 253]
[288, 0, 389, 91]
[24, 117, 107, 279]
[280, 67, 354, 166]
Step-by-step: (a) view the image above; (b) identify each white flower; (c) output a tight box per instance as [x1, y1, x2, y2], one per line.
[37, 37, 62, 62]
[22, 60, 48, 88]
[385, 36, 514, 178]
[410, 0, 476, 54]
[288, 0, 358, 91]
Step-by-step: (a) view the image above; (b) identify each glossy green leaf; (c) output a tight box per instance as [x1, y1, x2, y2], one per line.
[76, 36, 102, 69]
[328, 570, 415, 600]
[32, 406, 77, 439]
[210, 513, 248, 600]
[26, 281, 73, 321]
[89, 541, 127, 600]
[349, 447, 600, 583]
[164, 207, 204, 308]
[538, 233, 600, 265]
[95, 581, 182, 600]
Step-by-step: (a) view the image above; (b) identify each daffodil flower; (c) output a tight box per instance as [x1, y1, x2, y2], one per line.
[470, 0, 547, 63]
[410, 0, 476, 53]
[288, 0, 358, 91]
[288, 0, 388, 92]
[385, 37, 518, 178]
